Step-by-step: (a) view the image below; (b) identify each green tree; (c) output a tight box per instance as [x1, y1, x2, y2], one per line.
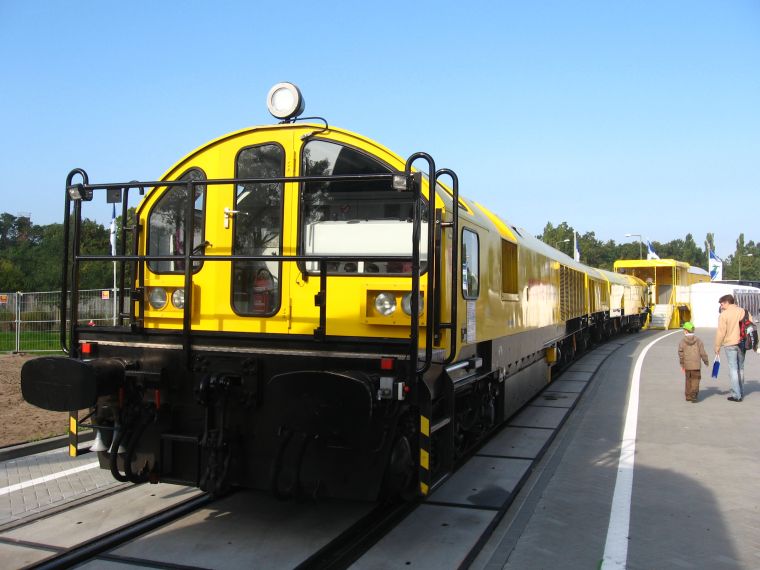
[538, 221, 576, 256]
[74, 218, 112, 289]
[726, 234, 760, 281]
[705, 233, 715, 257]
[0, 258, 24, 291]
[0, 212, 114, 291]
[652, 234, 704, 267]
[682, 234, 706, 267]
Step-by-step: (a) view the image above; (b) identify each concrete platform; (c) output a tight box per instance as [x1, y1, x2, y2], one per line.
[475, 328, 760, 570]
[3, 329, 758, 569]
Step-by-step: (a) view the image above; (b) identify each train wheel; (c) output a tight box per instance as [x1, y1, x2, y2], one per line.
[379, 411, 418, 502]
[379, 434, 416, 502]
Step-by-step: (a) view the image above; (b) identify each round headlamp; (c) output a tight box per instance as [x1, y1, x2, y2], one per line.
[401, 293, 424, 316]
[374, 292, 397, 316]
[148, 287, 167, 310]
[266, 82, 305, 121]
[172, 288, 185, 309]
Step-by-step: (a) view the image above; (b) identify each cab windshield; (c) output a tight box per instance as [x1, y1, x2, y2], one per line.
[300, 139, 427, 275]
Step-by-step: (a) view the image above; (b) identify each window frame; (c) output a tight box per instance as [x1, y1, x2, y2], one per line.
[297, 137, 429, 277]
[146, 167, 207, 275]
[230, 141, 287, 317]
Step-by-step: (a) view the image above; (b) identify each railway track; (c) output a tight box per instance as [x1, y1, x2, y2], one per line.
[28, 493, 212, 569]
[0, 335, 638, 569]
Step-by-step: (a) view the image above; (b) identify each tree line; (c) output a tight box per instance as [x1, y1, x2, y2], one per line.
[539, 221, 759, 280]
[0, 212, 758, 292]
[0, 212, 116, 292]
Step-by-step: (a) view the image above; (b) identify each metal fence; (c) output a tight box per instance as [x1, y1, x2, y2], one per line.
[0, 289, 126, 353]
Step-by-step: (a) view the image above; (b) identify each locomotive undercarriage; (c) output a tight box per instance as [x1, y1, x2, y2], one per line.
[26, 332, 419, 502]
[22, 335, 522, 502]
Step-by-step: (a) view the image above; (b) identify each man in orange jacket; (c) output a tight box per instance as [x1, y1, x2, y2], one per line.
[714, 294, 751, 402]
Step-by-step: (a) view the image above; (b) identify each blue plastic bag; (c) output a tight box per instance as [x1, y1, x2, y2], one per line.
[711, 356, 720, 379]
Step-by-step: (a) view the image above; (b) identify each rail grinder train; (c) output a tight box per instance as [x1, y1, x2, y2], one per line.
[21, 83, 647, 501]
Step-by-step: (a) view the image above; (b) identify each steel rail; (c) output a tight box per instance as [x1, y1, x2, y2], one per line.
[30, 492, 213, 570]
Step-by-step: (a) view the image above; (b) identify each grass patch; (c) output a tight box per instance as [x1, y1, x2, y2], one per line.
[0, 331, 61, 352]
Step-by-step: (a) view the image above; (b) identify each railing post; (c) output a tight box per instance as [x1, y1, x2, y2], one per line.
[112, 260, 118, 326]
[15, 292, 21, 354]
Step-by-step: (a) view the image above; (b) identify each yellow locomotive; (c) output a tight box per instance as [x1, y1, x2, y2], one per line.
[22, 83, 646, 501]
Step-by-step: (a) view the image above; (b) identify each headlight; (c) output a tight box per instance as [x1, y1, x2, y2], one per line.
[374, 292, 397, 316]
[172, 288, 185, 309]
[148, 287, 167, 310]
[266, 82, 305, 120]
[401, 293, 424, 316]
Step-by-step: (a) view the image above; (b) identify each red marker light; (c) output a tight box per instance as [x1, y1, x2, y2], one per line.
[81, 342, 92, 355]
[403, 385, 411, 393]
[380, 357, 394, 370]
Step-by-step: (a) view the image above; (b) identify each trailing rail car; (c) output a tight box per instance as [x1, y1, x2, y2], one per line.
[21, 83, 646, 501]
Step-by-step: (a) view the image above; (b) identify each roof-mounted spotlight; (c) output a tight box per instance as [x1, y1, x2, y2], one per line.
[267, 82, 306, 121]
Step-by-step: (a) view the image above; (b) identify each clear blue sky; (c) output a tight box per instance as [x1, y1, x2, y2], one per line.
[1, 1, 759, 263]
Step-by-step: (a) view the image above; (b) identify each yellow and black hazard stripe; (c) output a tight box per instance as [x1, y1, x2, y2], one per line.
[69, 411, 81, 457]
[419, 413, 430, 495]
[418, 391, 433, 496]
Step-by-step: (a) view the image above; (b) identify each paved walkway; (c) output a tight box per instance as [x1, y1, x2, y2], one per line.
[0, 446, 122, 528]
[476, 328, 760, 569]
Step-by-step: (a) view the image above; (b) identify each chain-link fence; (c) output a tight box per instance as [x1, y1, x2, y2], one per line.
[0, 289, 127, 353]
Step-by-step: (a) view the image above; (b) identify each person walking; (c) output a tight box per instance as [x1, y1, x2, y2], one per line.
[678, 322, 709, 402]
[714, 294, 750, 402]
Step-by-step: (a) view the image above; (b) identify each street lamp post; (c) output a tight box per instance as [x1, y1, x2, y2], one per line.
[555, 238, 570, 253]
[739, 253, 753, 281]
[625, 233, 643, 259]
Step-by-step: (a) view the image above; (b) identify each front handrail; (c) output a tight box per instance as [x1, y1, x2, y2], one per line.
[404, 153, 437, 376]
[62, 164, 453, 382]
[66, 173, 398, 193]
[61, 168, 88, 354]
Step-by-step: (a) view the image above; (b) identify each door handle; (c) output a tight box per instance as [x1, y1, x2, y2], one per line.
[224, 207, 239, 229]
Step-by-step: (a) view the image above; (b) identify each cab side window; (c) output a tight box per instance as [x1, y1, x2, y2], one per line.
[501, 239, 518, 294]
[147, 168, 206, 274]
[462, 229, 480, 299]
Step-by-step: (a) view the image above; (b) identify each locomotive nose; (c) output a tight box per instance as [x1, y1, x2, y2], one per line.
[21, 357, 126, 411]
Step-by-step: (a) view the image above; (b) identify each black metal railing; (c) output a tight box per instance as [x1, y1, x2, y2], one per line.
[62, 162, 458, 380]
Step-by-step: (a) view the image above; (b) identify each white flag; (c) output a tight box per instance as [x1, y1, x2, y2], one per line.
[646, 241, 660, 260]
[110, 204, 117, 256]
[709, 250, 723, 281]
